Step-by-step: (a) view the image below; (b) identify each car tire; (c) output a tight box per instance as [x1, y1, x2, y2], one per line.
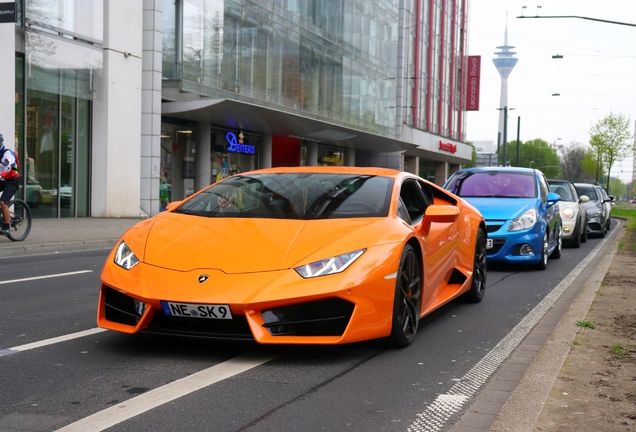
[606, 218, 611, 231]
[388, 244, 422, 348]
[550, 226, 562, 259]
[537, 232, 549, 270]
[464, 229, 487, 303]
[571, 221, 581, 248]
[581, 222, 588, 243]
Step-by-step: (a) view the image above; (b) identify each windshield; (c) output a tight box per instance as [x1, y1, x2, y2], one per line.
[549, 183, 573, 201]
[576, 186, 597, 200]
[173, 173, 393, 219]
[446, 171, 536, 198]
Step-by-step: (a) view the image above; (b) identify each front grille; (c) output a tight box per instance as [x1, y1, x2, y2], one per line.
[486, 222, 506, 233]
[262, 298, 355, 337]
[146, 312, 253, 340]
[104, 287, 142, 326]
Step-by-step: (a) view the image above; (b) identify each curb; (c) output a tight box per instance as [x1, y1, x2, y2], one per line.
[0, 239, 118, 258]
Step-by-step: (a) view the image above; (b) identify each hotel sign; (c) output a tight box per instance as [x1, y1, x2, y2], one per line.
[439, 141, 457, 154]
[467, 55, 481, 111]
[0, 2, 16, 23]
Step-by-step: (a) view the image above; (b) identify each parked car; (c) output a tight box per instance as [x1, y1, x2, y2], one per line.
[98, 166, 488, 347]
[548, 179, 588, 248]
[444, 167, 562, 270]
[598, 187, 615, 227]
[573, 183, 612, 237]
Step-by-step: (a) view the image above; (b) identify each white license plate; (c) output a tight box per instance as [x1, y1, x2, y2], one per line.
[486, 238, 493, 249]
[161, 301, 233, 319]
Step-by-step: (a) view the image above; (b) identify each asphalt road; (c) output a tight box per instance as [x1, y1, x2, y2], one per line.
[0, 221, 618, 432]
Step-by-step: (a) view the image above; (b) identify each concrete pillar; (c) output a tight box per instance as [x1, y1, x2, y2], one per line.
[347, 148, 355, 166]
[92, 0, 143, 217]
[141, 0, 163, 217]
[449, 163, 461, 176]
[404, 155, 419, 174]
[434, 161, 448, 186]
[0, 18, 15, 151]
[308, 142, 318, 166]
[259, 134, 272, 169]
[195, 122, 211, 190]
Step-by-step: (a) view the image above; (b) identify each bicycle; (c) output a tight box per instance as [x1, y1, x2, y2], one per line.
[0, 199, 32, 241]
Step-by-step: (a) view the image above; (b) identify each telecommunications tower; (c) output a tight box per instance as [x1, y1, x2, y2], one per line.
[492, 15, 518, 160]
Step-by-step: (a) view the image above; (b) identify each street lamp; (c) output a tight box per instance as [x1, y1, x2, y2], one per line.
[529, 160, 535, 168]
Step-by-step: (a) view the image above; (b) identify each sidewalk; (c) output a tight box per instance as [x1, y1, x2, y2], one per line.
[0, 217, 142, 258]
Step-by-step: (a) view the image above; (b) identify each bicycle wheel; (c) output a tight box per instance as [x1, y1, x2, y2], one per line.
[7, 199, 32, 242]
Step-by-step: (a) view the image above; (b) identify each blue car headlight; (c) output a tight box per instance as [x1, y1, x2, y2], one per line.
[508, 208, 537, 232]
[295, 249, 366, 278]
[114, 241, 140, 270]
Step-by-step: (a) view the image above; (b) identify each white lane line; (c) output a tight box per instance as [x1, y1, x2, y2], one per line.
[406, 234, 612, 432]
[0, 328, 107, 357]
[55, 351, 280, 432]
[0, 270, 93, 285]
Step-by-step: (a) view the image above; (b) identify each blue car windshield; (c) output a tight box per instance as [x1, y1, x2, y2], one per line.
[173, 173, 393, 219]
[448, 172, 537, 198]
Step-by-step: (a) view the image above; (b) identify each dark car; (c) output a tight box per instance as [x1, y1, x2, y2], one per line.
[444, 167, 562, 270]
[548, 179, 588, 247]
[573, 183, 612, 237]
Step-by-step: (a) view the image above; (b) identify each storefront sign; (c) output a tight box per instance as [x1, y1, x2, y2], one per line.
[0, 2, 16, 23]
[321, 156, 344, 164]
[226, 132, 256, 154]
[466, 55, 481, 111]
[439, 141, 457, 154]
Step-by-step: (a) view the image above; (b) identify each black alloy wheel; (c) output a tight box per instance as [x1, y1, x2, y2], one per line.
[388, 245, 422, 348]
[464, 229, 487, 303]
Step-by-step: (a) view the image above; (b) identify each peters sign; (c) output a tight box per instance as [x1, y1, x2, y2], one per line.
[466, 55, 480, 111]
[439, 141, 457, 154]
[0, 2, 16, 23]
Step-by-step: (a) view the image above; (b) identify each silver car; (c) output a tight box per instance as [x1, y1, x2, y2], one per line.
[574, 183, 612, 237]
[548, 179, 588, 247]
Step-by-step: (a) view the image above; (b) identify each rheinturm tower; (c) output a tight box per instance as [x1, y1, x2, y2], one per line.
[492, 17, 518, 158]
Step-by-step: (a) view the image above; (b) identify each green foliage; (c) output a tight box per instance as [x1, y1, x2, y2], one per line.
[608, 178, 626, 197]
[612, 208, 636, 229]
[504, 138, 561, 176]
[463, 142, 477, 168]
[589, 112, 634, 194]
[582, 150, 604, 182]
[576, 320, 596, 329]
[609, 343, 625, 357]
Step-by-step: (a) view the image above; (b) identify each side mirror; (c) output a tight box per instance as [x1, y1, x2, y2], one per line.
[579, 194, 590, 203]
[609, 195, 616, 201]
[547, 192, 561, 204]
[421, 205, 459, 235]
[165, 200, 184, 211]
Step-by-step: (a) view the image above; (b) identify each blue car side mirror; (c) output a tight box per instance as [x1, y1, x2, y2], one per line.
[547, 192, 561, 204]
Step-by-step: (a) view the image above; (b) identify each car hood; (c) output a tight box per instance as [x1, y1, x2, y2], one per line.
[583, 200, 603, 213]
[129, 212, 384, 273]
[462, 197, 537, 220]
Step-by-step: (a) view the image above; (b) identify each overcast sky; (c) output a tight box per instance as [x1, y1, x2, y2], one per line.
[466, 1, 636, 181]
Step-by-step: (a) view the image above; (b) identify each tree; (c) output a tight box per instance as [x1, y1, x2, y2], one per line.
[462, 142, 477, 168]
[581, 148, 605, 183]
[589, 112, 633, 194]
[506, 138, 561, 177]
[559, 142, 589, 183]
[608, 178, 626, 198]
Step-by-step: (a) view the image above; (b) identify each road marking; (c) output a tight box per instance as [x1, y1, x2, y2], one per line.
[0, 328, 107, 357]
[406, 233, 614, 432]
[55, 352, 280, 432]
[0, 270, 93, 285]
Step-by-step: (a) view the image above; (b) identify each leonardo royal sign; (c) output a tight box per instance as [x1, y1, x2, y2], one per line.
[466, 55, 481, 111]
[439, 141, 457, 154]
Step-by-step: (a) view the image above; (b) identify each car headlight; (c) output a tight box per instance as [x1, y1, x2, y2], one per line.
[508, 208, 537, 232]
[114, 241, 140, 270]
[587, 211, 601, 219]
[295, 249, 366, 278]
[562, 208, 575, 219]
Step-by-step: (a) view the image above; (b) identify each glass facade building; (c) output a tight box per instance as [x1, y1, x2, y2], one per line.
[6, 0, 472, 219]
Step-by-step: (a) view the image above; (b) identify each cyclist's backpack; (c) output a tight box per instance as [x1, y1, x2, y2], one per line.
[0, 147, 20, 178]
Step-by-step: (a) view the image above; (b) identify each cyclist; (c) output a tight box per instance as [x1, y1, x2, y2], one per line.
[0, 133, 20, 235]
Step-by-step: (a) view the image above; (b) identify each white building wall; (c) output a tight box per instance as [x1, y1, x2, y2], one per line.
[92, 0, 143, 217]
[141, 0, 163, 217]
[0, 20, 15, 151]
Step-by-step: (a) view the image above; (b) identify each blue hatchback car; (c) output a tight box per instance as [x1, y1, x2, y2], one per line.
[444, 167, 562, 269]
